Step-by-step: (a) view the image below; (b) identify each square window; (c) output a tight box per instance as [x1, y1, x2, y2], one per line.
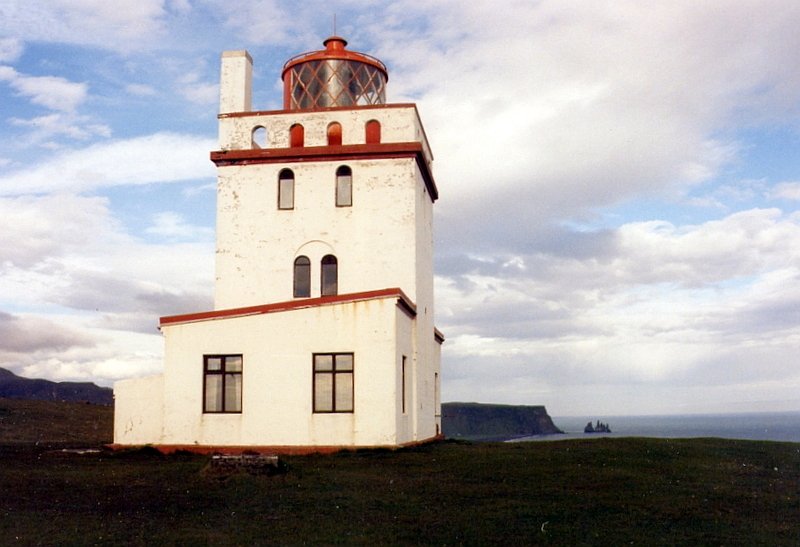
[313, 353, 354, 413]
[203, 354, 243, 413]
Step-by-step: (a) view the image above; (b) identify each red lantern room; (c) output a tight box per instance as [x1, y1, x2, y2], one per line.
[281, 36, 388, 110]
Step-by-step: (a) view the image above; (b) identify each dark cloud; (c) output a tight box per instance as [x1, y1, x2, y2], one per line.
[47, 269, 212, 333]
[0, 311, 95, 353]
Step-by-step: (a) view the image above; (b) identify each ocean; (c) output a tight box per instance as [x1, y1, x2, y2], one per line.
[516, 411, 800, 443]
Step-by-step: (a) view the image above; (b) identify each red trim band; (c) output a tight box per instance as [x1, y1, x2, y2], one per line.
[210, 142, 438, 201]
[159, 287, 416, 327]
[218, 103, 420, 118]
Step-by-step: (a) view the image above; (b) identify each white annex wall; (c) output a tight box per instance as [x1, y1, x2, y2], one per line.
[115, 297, 425, 447]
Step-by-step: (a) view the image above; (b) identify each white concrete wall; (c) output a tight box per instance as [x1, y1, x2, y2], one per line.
[113, 375, 164, 445]
[218, 105, 432, 163]
[151, 297, 411, 447]
[219, 51, 252, 114]
[215, 156, 423, 309]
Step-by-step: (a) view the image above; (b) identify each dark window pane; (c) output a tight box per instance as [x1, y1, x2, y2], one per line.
[294, 256, 310, 297]
[321, 255, 337, 296]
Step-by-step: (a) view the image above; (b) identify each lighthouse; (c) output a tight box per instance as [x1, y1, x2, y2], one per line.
[114, 37, 443, 452]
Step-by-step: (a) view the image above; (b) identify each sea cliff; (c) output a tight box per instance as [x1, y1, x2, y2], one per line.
[442, 402, 563, 441]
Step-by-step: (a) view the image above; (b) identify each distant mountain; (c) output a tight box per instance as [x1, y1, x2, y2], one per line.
[442, 402, 563, 441]
[0, 368, 113, 405]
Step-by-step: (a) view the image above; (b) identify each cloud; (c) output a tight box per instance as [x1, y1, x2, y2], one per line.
[769, 181, 800, 201]
[0, 38, 22, 62]
[9, 113, 112, 146]
[437, 207, 800, 412]
[0, 0, 168, 52]
[0, 132, 216, 195]
[1, 0, 798, 411]
[0, 193, 213, 316]
[5, 325, 164, 386]
[0, 194, 120, 269]
[0, 311, 95, 353]
[203, 0, 300, 47]
[0, 66, 87, 112]
[367, 1, 800, 229]
[0, 192, 213, 383]
[145, 211, 214, 240]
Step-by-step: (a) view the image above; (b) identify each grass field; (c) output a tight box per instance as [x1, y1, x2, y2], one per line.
[1, 398, 798, 545]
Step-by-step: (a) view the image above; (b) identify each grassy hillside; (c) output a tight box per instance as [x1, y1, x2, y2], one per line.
[1, 400, 799, 544]
[0, 397, 112, 445]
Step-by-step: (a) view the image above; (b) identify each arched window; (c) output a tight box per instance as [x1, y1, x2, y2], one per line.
[289, 123, 304, 147]
[327, 122, 342, 146]
[278, 169, 294, 210]
[335, 165, 352, 207]
[321, 255, 338, 296]
[365, 120, 381, 144]
[293, 256, 311, 297]
[251, 126, 267, 148]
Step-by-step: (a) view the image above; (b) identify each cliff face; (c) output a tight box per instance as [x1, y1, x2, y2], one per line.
[442, 402, 563, 441]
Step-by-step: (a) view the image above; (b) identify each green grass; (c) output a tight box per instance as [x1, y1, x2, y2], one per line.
[0, 397, 112, 445]
[1, 399, 798, 545]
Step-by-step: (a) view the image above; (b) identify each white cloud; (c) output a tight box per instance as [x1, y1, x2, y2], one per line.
[369, 0, 800, 224]
[437, 207, 800, 413]
[9, 113, 112, 145]
[0, 0, 168, 52]
[179, 81, 218, 105]
[0, 37, 22, 62]
[769, 181, 800, 201]
[204, 0, 299, 47]
[0, 66, 87, 112]
[145, 211, 214, 240]
[0, 132, 216, 195]
[0, 193, 213, 384]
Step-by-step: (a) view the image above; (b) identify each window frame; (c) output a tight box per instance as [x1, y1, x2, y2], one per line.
[365, 119, 381, 144]
[327, 122, 342, 146]
[402, 355, 409, 414]
[320, 254, 338, 296]
[289, 123, 304, 147]
[335, 165, 352, 207]
[203, 354, 243, 414]
[312, 352, 354, 413]
[294, 255, 311, 298]
[278, 168, 295, 210]
[251, 125, 267, 148]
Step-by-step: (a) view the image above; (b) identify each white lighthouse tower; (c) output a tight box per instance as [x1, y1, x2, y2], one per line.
[113, 37, 443, 452]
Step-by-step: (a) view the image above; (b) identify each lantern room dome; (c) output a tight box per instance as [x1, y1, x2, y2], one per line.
[281, 36, 388, 110]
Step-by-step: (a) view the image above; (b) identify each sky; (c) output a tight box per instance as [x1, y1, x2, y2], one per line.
[1, 0, 800, 417]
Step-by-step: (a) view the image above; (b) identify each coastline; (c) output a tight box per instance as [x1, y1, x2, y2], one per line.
[516, 411, 800, 443]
